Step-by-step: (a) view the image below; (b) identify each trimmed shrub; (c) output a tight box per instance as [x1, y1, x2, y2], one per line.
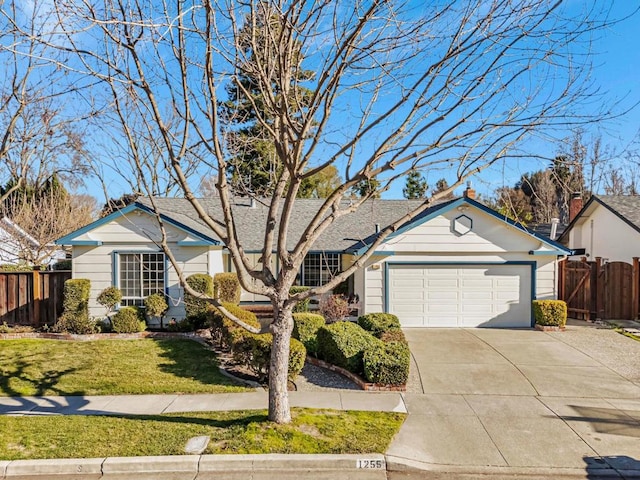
[214, 272, 241, 304]
[358, 313, 401, 337]
[184, 274, 214, 329]
[62, 279, 91, 315]
[290, 286, 311, 313]
[292, 312, 325, 357]
[363, 341, 410, 386]
[144, 293, 168, 317]
[111, 307, 146, 333]
[379, 329, 407, 344]
[533, 300, 567, 327]
[316, 321, 378, 374]
[97, 286, 122, 315]
[53, 279, 94, 334]
[211, 302, 261, 348]
[234, 333, 306, 382]
[320, 294, 350, 323]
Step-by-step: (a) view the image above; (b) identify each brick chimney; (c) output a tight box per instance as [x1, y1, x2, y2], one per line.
[463, 181, 476, 200]
[569, 192, 583, 222]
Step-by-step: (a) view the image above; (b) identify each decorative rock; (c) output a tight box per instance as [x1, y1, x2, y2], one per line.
[185, 435, 210, 454]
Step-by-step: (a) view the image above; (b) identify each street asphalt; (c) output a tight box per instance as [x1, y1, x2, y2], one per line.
[1, 320, 639, 479]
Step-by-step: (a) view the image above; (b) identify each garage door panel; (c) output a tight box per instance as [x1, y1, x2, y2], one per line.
[388, 264, 531, 328]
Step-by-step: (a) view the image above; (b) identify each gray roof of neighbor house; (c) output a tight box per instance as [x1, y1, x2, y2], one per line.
[558, 195, 640, 242]
[136, 196, 455, 252]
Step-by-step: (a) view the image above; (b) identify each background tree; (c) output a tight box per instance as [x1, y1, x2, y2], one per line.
[2, 176, 95, 265]
[351, 177, 381, 199]
[403, 170, 428, 199]
[45, 0, 620, 423]
[220, 5, 315, 196]
[297, 166, 343, 199]
[0, 1, 93, 206]
[432, 179, 456, 200]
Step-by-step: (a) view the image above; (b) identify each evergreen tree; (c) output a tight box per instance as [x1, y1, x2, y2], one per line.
[297, 166, 343, 199]
[402, 170, 428, 199]
[351, 177, 381, 199]
[220, 7, 314, 196]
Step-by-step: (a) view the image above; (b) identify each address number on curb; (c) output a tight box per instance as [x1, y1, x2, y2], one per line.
[356, 459, 385, 469]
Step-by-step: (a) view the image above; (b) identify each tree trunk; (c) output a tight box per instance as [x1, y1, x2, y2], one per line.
[268, 302, 294, 424]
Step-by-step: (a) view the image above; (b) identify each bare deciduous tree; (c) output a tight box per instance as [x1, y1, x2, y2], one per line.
[36, 0, 623, 423]
[0, 1, 93, 202]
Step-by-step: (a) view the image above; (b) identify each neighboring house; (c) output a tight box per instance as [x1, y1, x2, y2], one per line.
[55, 188, 569, 328]
[558, 195, 640, 264]
[0, 217, 66, 267]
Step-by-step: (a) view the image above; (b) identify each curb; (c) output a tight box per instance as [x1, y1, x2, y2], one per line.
[0, 454, 387, 480]
[385, 455, 640, 479]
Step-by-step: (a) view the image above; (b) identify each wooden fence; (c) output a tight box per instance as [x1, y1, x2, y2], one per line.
[0, 270, 71, 327]
[558, 258, 640, 321]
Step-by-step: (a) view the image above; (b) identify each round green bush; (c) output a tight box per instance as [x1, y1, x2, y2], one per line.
[214, 272, 241, 304]
[316, 321, 378, 375]
[144, 293, 168, 317]
[96, 286, 122, 313]
[363, 341, 410, 386]
[53, 312, 97, 335]
[532, 300, 567, 327]
[185, 273, 214, 329]
[358, 313, 401, 337]
[111, 307, 146, 333]
[292, 312, 325, 357]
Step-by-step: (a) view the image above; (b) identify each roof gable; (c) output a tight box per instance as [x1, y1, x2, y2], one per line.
[55, 203, 220, 246]
[352, 197, 570, 255]
[558, 195, 640, 243]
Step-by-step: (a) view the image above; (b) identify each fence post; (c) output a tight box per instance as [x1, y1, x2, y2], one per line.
[558, 258, 565, 300]
[32, 267, 42, 327]
[594, 257, 602, 321]
[633, 257, 640, 320]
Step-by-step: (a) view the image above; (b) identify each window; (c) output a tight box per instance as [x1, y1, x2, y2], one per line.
[119, 253, 165, 306]
[301, 252, 341, 287]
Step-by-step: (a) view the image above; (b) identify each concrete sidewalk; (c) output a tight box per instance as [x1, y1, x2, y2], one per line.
[0, 390, 407, 416]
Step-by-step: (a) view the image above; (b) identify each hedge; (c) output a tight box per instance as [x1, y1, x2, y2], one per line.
[111, 306, 146, 333]
[290, 286, 311, 313]
[532, 300, 567, 327]
[358, 313, 402, 337]
[184, 274, 214, 329]
[214, 273, 241, 304]
[292, 312, 326, 356]
[316, 321, 378, 375]
[96, 286, 122, 314]
[363, 341, 410, 386]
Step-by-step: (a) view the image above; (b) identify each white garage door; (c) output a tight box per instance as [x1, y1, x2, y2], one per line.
[388, 264, 532, 328]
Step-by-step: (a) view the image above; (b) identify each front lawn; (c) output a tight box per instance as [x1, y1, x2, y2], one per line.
[0, 408, 406, 460]
[0, 339, 250, 396]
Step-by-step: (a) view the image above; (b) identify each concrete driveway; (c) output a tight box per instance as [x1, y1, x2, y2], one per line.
[387, 325, 640, 478]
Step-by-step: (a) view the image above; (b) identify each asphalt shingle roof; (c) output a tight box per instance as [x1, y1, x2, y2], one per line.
[137, 197, 454, 252]
[594, 195, 640, 232]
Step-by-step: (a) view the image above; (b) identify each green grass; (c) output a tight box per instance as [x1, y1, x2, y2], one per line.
[0, 409, 406, 460]
[0, 339, 250, 396]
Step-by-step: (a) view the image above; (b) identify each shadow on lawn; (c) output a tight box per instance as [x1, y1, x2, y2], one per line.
[0, 357, 87, 414]
[152, 338, 243, 387]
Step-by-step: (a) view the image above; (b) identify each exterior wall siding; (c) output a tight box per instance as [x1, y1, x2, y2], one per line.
[569, 205, 640, 263]
[360, 207, 562, 315]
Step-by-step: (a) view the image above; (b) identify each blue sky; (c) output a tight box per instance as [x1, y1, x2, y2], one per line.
[458, 1, 640, 200]
[78, 2, 640, 203]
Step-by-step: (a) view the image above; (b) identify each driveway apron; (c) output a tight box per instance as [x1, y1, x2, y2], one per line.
[388, 326, 640, 474]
